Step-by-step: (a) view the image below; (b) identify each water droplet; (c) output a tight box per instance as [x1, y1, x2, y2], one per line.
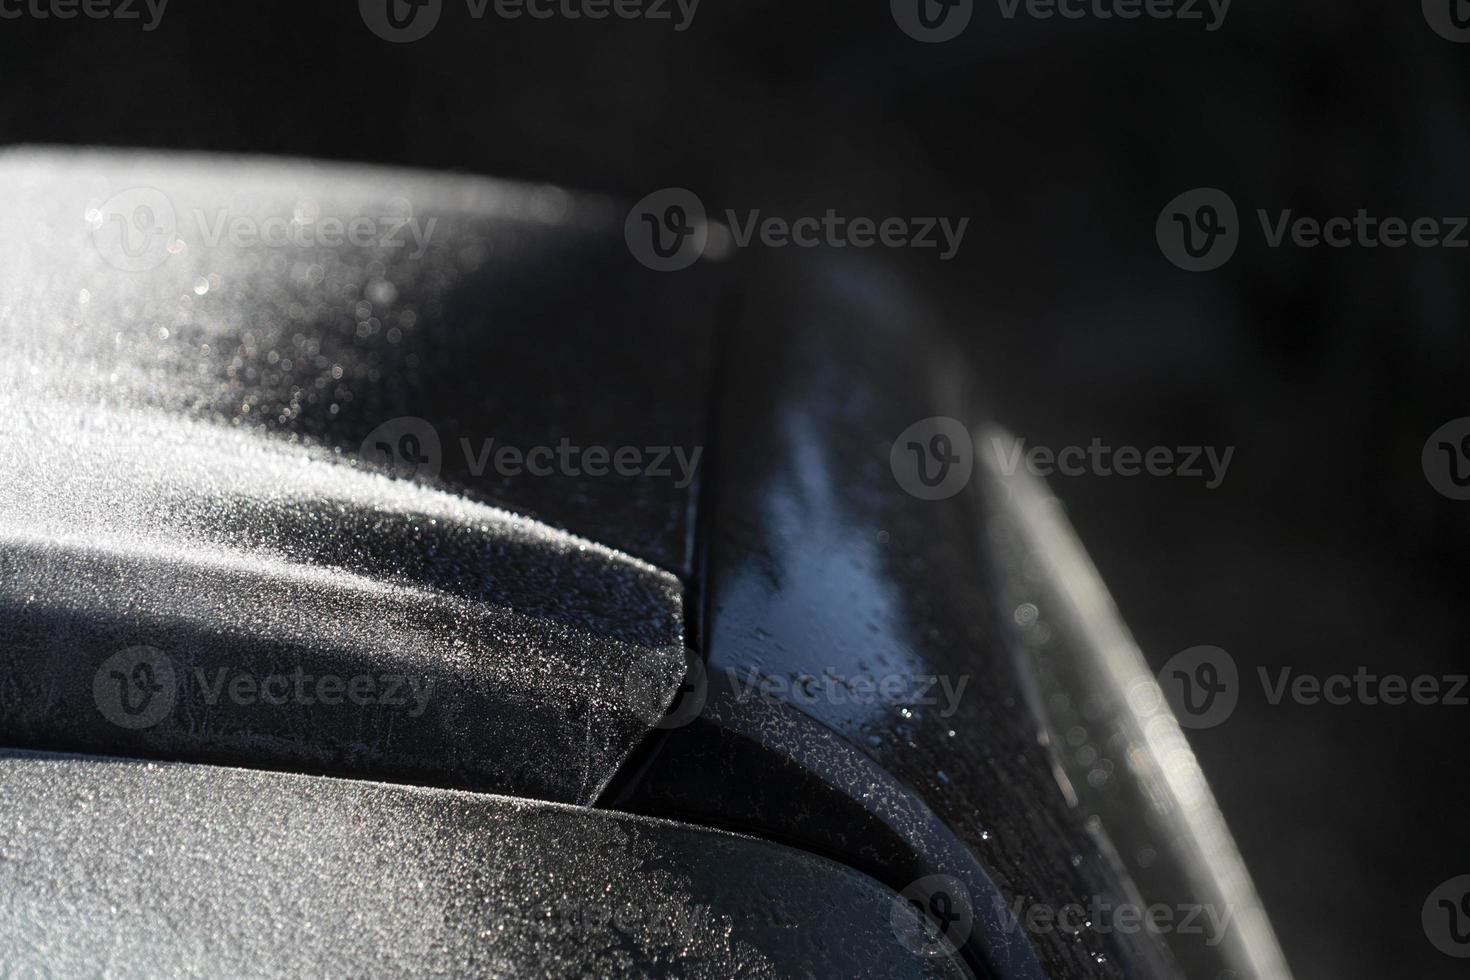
[366, 279, 397, 305]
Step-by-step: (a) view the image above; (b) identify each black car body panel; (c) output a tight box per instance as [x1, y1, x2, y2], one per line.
[0, 150, 1290, 980]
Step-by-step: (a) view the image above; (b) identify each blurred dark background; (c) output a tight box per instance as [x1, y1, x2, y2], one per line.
[2, 2, 1466, 977]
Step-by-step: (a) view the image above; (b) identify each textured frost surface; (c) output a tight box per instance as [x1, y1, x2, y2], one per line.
[0, 147, 713, 572]
[0, 152, 688, 802]
[0, 752, 970, 980]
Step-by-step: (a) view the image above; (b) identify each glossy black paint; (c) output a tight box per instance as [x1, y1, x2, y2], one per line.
[0, 152, 1286, 979]
[616, 256, 1166, 979]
